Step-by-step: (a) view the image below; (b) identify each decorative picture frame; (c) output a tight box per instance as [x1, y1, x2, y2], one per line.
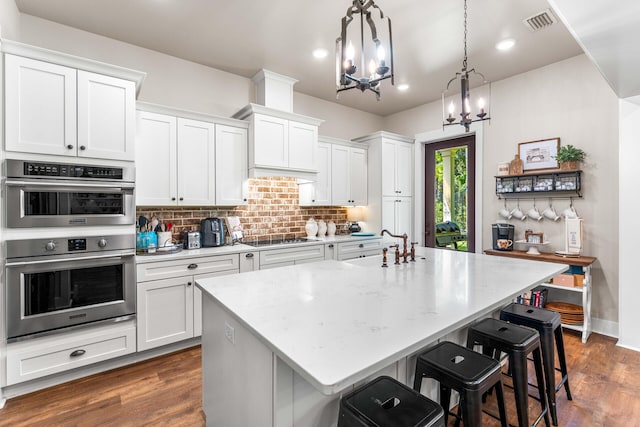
[518, 138, 560, 171]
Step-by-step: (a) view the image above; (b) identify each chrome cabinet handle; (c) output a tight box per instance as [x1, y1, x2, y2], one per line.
[70, 349, 86, 358]
[187, 263, 198, 270]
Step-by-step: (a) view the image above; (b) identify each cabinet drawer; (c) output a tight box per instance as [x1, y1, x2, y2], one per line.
[260, 245, 325, 267]
[6, 321, 136, 385]
[137, 254, 239, 282]
[337, 239, 383, 259]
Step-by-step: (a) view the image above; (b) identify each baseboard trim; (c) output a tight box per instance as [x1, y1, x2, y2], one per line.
[591, 317, 618, 339]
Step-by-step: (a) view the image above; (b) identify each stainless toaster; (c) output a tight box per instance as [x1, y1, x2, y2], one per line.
[183, 231, 201, 249]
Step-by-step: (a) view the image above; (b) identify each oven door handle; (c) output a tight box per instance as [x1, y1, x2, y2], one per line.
[5, 179, 135, 192]
[5, 251, 136, 267]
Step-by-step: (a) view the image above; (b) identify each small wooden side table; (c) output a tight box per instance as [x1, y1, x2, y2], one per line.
[484, 249, 597, 343]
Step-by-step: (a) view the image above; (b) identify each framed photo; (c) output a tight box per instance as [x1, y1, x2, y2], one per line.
[518, 138, 560, 171]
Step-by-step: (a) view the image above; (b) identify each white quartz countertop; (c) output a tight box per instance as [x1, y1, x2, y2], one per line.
[135, 234, 381, 263]
[196, 247, 566, 395]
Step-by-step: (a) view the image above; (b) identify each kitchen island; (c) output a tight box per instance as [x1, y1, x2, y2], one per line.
[196, 247, 566, 427]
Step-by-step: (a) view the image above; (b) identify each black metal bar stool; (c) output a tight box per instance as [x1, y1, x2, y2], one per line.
[338, 375, 445, 427]
[413, 341, 508, 427]
[467, 318, 550, 427]
[500, 303, 572, 426]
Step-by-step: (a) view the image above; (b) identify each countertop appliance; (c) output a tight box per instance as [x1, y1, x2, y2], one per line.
[5, 159, 135, 228]
[5, 234, 136, 341]
[492, 223, 515, 251]
[201, 218, 225, 247]
[183, 231, 201, 249]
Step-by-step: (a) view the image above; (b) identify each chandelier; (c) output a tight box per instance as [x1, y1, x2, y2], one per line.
[336, 0, 394, 100]
[443, 0, 490, 131]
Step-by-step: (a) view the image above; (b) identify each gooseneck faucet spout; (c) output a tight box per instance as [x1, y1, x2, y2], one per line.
[380, 229, 409, 263]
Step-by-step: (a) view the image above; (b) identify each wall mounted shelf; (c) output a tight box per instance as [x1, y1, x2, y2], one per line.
[495, 170, 582, 199]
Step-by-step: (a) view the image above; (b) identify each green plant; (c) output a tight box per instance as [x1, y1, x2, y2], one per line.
[555, 145, 586, 163]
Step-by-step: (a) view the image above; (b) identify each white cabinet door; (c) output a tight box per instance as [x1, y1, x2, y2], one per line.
[381, 140, 412, 197]
[177, 118, 216, 206]
[395, 142, 413, 197]
[239, 252, 260, 272]
[137, 276, 195, 351]
[300, 141, 331, 206]
[136, 112, 177, 205]
[136, 111, 177, 206]
[396, 197, 413, 236]
[381, 140, 396, 197]
[324, 243, 337, 260]
[216, 124, 248, 205]
[288, 121, 317, 171]
[253, 114, 288, 168]
[5, 54, 77, 156]
[331, 144, 351, 205]
[382, 196, 413, 236]
[349, 147, 368, 206]
[77, 71, 135, 161]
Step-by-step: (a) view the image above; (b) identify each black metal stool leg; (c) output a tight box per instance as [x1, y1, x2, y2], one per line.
[555, 327, 573, 401]
[494, 382, 508, 427]
[460, 392, 484, 427]
[533, 347, 551, 427]
[539, 328, 558, 425]
[441, 385, 452, 426]
[510, 352, 531, 427]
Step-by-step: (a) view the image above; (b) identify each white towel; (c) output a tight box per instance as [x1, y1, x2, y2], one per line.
[565, 218, 583, 254]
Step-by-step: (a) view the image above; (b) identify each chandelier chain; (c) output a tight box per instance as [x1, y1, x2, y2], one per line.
[463, 0, 468, 70]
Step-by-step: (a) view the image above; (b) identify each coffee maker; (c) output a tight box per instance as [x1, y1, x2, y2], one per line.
[492, 223, 514, 251]
[200, 218, 226, 247]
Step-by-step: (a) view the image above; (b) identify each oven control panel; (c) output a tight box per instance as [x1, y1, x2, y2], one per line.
[68, 239, 87, 251]
[6, 235, 135, 258]
[23, 162, 124, 179]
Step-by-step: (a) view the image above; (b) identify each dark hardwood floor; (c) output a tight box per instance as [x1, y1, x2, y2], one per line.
[0, 331, 638, 426]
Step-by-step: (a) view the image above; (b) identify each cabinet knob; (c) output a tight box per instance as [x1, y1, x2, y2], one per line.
[70, 349, 86, 358]
[179, 197, 184, 201]
[172, 197, 176, 201]
[243, 198, 247, 202]
[312, 199, 315, 202]
[245, 253, 254, 258]
[358, 243, 364, 248]
[80, 145, 86, 150]
[66, 144, 74, 150]
[187, 282, 193, 286]
[328, 244, 334, 248]
[187, 263, 198, 270]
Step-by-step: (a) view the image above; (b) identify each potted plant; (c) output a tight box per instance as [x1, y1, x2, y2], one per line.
[555, 144, 586, 171]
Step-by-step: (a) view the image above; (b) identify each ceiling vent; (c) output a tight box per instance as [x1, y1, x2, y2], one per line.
[523, 9, 556, 32]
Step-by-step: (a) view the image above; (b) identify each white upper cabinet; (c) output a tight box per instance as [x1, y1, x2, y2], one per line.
[381, 139, 413, 197]
[177, 118, 216, 206]
[331, 144, 367, 206]
[233, 104, 323, 180]
[136, 111, 178, 206]
[5, 55, 77, 156]
[253, 114, 289, 168]
[299, 141, 331, 206]
[136, 104, 248, 207]
[215, 124, 248, 205]
[4, 51, 141, 161]
[77, 71, 135, 161]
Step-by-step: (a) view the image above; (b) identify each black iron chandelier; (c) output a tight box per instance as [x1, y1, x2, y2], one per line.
[336, 0, 394, 100]
[443, 0, 490, 131]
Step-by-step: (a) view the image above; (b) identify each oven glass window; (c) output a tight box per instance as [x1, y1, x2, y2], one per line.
[25, 191, 125, 216]
[24, 264, 124, 316]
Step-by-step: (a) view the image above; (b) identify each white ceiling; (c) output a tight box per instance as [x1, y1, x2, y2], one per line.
[15, 0, 584, 116]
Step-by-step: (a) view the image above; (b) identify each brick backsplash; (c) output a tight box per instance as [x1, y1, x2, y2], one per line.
[137, 177, 350, 242]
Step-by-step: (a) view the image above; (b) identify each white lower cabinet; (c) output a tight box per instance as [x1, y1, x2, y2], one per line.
[5, 320, 136, 386]
[259, 245, 325, 269]
[136, 254, 239, 351]
[337, 240, 384, 261]
[239, 251, 261, 272]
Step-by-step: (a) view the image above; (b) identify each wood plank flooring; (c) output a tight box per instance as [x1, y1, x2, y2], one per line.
[0, 330, 638, 426]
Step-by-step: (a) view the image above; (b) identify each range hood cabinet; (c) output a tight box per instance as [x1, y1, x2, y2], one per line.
[234, 104, 323, 182]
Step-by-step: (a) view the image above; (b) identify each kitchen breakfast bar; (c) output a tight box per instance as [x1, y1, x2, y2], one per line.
[196, 247, 566, 426]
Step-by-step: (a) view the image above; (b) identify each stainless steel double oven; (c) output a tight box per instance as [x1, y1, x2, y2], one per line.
[4, 159, 137, 341]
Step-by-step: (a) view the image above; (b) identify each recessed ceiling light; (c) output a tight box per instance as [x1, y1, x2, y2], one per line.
[313, 48, 328, 59]
[397, 84, 409, 91]
[496, 38, 516, 51]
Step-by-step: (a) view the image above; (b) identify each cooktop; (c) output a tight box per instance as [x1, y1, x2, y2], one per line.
[243, 238, 316, 247]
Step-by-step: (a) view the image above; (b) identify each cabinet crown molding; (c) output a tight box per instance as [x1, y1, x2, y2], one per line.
[136, 101, 248, 128]
[2, 39, 146, 97]
[352, 131, 415, 145]
[233, 103, 324, 126]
